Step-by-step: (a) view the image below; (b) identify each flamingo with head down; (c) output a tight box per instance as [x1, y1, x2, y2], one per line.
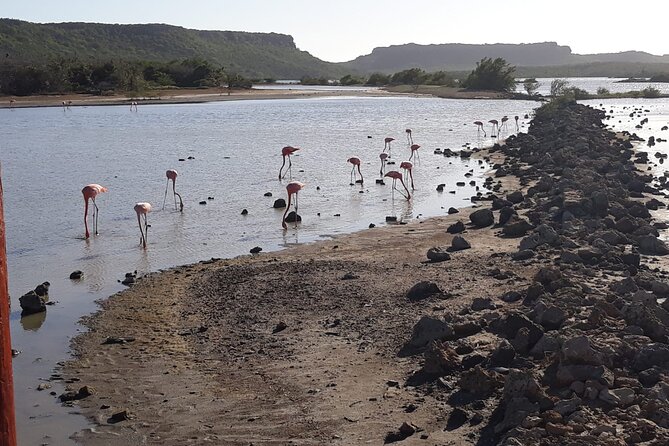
[282, 181, 305, 229]
[279, 146, 300, 180]
[134, 202, 152, 248]
[400, 161, 414, 190]
[474, 121, 486, 137]
[379, 153, 389, 176]
[383, 137, 394, 157]
[405, 128, 413, 145]
[163, 169, 183, 212]
[489, 119, 499, 137]
[347, 157, 364, 184]
[82, 184, 108, 239]
[384, 171, 411, 200]
[409, 144, 420, 162]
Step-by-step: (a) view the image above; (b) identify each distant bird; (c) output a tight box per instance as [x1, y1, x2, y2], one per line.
[383, 137, 395, 157]
[489, 119, 499, 137]
[134, 202, 152, 248]
[9, 99, 15, 108]
[384, 171, 410, 200]
[82, 184, 108, 239]
[62, 101, 67, 109]
[500, 116, 509, 131]
[409, 144, 420, 162]
[405, 128, 413, 145]
[130, 101, 138, 112]
[163, 169, 183, 212]
[347, 157, 363, 185]
[514, 115, 519, 132]
[279, 146, 300, 180]
[282, 181, 305, 229]
[400, 161, 414, 190]
[379, 153, 389, 176]
[474, 121, 486, 137]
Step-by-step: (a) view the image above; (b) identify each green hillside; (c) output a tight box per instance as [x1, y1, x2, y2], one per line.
[0, 19, 344, 79]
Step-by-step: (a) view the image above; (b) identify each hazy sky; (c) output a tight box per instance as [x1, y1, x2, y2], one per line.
[4, 0, 668, 62]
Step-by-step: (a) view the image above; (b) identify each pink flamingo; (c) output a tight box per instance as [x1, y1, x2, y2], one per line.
[279, 146, 300, 180]
[134, 202, 152, 248]
[400, 161, 415, 190]
[514, 115, 519, 132]
[282, 181, 305, 229]
[488, 119, 499, 137]
[82, 184, 108, 239]
[347, 157, 364, 184]
[474, 121, 486, 137]
[409, 144, 420, 162]
[384, 171, 411, 200]
[500, 116, 509, 131]
[379, 153, 389, 176]
[163, 169, 183, 212]
[9, 99, 15, 108]
[383, 137, 394, 157]
[405, 129, 413, 145]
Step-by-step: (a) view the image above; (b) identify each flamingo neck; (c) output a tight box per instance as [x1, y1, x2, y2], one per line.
[282, 194, 293, 229]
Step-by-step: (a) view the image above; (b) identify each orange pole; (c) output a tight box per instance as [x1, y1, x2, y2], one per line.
[0, 164, 17, 446]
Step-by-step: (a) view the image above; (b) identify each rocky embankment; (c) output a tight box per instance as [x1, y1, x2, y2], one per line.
[411, 102, 669, 445]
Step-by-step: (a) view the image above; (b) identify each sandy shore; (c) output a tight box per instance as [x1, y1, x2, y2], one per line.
[1, 87, 402, 109]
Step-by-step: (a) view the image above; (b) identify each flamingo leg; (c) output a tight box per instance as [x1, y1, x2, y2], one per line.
[409, 170, 415, 190]
[144, 214, 149, 247]
[350, 166, 355, 184]
[93, 198, 99, 235]
[84, 199, 90, 239]
[173, 180, 178, 210]
[175, 192, 184, 212]
[137, 213, 145, 247]
[357, 165, 363, 184]
[163, 178, 169, 210]
[287, 156, 292, 179]
[279, 156, 286, 180]
[294, 193, 299, 229]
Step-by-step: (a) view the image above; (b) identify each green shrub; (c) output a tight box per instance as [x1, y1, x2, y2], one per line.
[461, 57, 516, 92]
[642, 86, 661, 98]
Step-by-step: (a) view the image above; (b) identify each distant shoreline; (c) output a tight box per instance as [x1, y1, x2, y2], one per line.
[0, 85, 538, 109]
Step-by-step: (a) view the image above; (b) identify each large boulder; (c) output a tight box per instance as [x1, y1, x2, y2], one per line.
[470, 208, 494, 228]
[407, 281, 442, 301]
[405, 316, 453, 349]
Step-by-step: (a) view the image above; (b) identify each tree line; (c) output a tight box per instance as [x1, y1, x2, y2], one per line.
[0, 58, 253, 96]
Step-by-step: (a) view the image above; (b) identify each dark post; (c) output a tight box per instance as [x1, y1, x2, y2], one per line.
[0, 164, 17, 446]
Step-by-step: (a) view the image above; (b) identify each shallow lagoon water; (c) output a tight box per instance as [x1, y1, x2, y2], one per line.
[2, 95, 536, 443]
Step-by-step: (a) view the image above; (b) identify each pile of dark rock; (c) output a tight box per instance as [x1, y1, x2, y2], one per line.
[406, 103, 669, 445]
[19, 282, 50, 315]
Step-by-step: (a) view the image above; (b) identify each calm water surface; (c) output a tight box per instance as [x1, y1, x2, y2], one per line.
[2, 96, 536, 444]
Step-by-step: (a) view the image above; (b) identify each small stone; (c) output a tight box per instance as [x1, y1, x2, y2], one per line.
[451, 235, 471, 251]
[264, 192, 272, 197]
[272, 322, 288, 334]
[273, 199, 286, 209]
[426, 247, 451, 262]
[249, 246, 262, 254]
[69, 270, 83, 280]
[241, 209, 248, 215]
[199, 201, 207, 205]
[407, 281, 441, 301]
[107, 410, 131, 424]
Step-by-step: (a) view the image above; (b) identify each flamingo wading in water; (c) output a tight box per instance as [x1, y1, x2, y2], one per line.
[279, 146, 300, 180]
[383, 137, 394, 158]
[282, 181, 305, 229]
[474, 121, 486, 137]
[514, 115, 520, 132]
[500, 116, 509, 132]
[405, 129, 413, 146]
[163, 169, 183, 212]
[400, 161, 415, 190]
[489, 120, 499, 137]
[82, 184, 108, 239]
[134, 202, 152, 248]
[384, 171, 411, 200]
[409, 144, 420, 162]
[347, 157, 364, 185]
[379, 153, 389, 176]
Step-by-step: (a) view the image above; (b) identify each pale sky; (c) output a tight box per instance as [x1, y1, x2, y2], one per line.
[3, 0, 668, 62]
